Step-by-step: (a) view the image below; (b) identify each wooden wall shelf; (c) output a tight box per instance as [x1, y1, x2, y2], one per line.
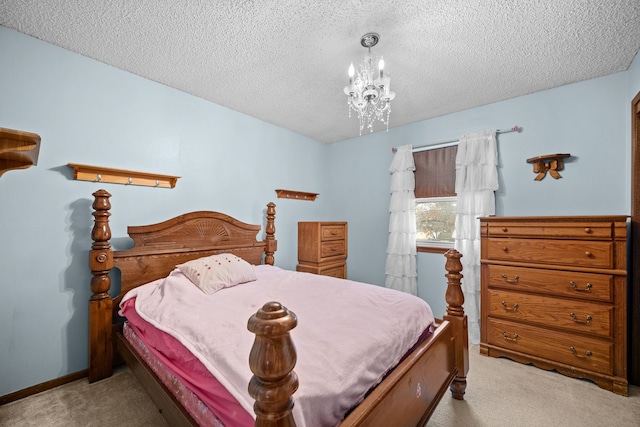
[526, 153, 570, 180]
[67, 163, 180, 188]
[275, 189, 318, 201]
[0, 127, 41, 178]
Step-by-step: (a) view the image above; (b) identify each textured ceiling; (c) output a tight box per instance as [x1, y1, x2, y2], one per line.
[2, 1, 640, 143]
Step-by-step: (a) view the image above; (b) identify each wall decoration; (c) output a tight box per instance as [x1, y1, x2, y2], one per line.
[67, 163, 180, 188]
[526, 153, 570, 180]
[275, 189, 318, 201]
[0, 127, 41, 178]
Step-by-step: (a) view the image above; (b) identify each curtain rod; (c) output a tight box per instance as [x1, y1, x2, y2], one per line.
[392, 125, 521, 153]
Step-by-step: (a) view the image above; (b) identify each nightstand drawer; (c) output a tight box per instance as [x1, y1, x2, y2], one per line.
[487, 289, 613, 337]
[297, 262, 346, 279]
[485, 265, 613, 302]
[486, 318, 613, 375]
[485, 238, 613, 268]
[319, 263, 346, 278]
[321, 224, 346, 241]
[321, 240, 346, 259]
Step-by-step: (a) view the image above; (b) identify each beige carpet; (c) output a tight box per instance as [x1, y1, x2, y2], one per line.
[428, 346, 640, 427]
[1, 346, 639, 426]
[0, 366, 169, 427]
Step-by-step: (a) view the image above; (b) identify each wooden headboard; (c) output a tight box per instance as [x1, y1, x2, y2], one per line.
[88, 189, 277, 382]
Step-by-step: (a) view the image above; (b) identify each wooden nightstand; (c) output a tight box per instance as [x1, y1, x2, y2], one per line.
[297, 222, 347, 279]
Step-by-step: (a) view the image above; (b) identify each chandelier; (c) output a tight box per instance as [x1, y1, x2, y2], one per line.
[343, 33, 396, 135]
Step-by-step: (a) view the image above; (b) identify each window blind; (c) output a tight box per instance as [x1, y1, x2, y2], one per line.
[413, 145, 457, 198]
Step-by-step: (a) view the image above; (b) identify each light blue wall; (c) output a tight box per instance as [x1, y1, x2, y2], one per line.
[1, 24, 638, 397]
[629, 48, 640, 98]
[627, 48, 640, 167]
[326, 56, 637, 318]
[0, 27, 329, 395]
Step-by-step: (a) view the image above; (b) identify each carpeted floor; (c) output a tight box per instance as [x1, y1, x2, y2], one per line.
[1, 346, 639, 426]
[428, 346, 640, 427]
[0, 366, 169, 427]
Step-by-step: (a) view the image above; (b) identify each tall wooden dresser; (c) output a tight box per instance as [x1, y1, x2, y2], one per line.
[479, 216, 629, 395]
[297, 222, 348, 279]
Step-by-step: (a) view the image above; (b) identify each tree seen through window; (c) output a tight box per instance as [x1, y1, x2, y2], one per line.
[416, 198, 456, 243]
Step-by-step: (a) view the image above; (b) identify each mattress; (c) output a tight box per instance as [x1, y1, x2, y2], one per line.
[120, 264, 435, 427]
[122, 302, 253, 426]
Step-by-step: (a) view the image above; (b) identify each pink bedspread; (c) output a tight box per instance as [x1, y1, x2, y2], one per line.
[120, 265, 435, 427]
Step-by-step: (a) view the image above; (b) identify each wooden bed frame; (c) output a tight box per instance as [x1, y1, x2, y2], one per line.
[88, 189, 469, 426]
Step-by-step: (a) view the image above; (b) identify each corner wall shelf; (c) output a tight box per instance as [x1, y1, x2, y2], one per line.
[67, 163, 180, 188]
[275, 189, 318, 201]
[0, 127, 41, 178]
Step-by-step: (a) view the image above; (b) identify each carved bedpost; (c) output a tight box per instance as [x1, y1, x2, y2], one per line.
[89, 189, 114, 383]
[264, 202, 277, 265]
[442, 249, 469, 400]
[247, 302, 298, 427]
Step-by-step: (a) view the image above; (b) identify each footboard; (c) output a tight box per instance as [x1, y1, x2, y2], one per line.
[341, 320, 458, 426]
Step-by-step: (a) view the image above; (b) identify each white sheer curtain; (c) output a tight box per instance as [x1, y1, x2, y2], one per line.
[454, 130, 498, 344]
[385, 144, 417, 295]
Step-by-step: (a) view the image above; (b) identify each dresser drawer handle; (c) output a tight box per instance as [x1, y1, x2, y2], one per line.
[330, 230, 338, 236]
[502, 246, 509, 252]
[329, 246, 338, 252]
[502, 227, 508, 232]
[569, 313, 592, 324]
[501, 274, 519, 284]
[570, 281, 592, 292]
[501, 301, 519, 312]
[570, 346, 592, 359]
[501, 331, 519, 342]
[584, 251, 592, 257]
[584, 227, 592, 234]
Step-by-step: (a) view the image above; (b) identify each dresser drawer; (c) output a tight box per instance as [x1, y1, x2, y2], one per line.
[321, 240, 346, 259]
[296, 261, 346, 279]
[321, 224, 346, 241]
[486, 221, 614, 239]
[485, 265, 613, 302]
[487, 289, 613, 337]
[318, 263, 346, 278]
[486, 318, 613, 375]
[485, 238, 613, 268]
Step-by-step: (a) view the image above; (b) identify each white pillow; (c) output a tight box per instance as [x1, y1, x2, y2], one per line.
[176, 253, 256, 294]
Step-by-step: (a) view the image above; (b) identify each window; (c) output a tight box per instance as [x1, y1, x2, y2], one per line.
[413, 145, 457, 252]
[416, 196, 456, 248]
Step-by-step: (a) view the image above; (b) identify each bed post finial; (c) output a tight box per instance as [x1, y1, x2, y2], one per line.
[89, 189, 114, 383]
[248, 301, 298, 427]
[443, 248, 469, 400]
[265, 202, 277, 265]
